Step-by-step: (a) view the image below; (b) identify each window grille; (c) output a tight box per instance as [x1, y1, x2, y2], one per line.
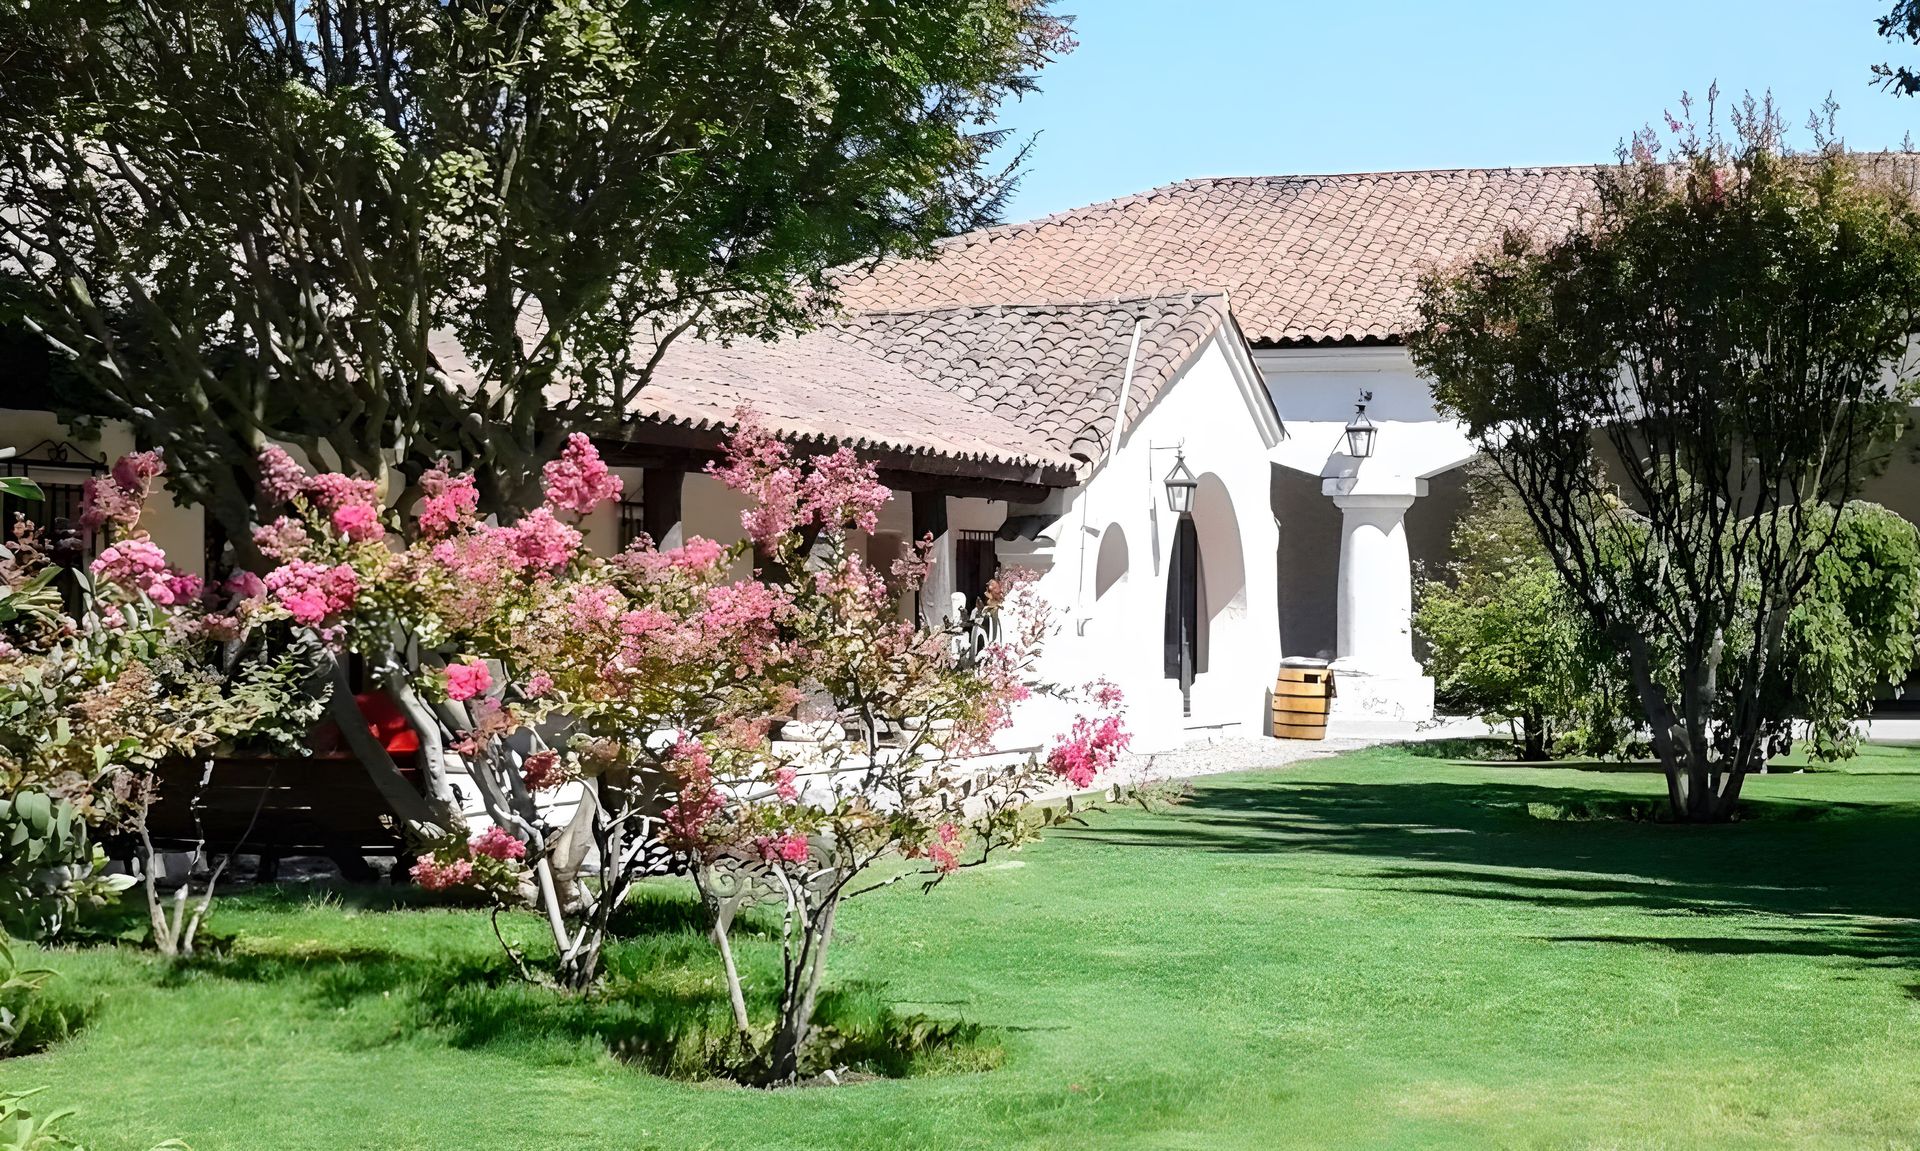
[0, 440, 107, 561]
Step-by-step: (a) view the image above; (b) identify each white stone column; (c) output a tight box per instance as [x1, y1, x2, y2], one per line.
[1331, 493, 1420, 676]
[1323, 480, 1434, 721]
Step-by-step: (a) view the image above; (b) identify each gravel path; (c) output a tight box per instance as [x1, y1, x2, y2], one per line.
[1114, 734, 1379, 786]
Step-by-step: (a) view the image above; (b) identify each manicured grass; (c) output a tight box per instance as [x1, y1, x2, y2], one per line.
[12, 745, 1920, 1150]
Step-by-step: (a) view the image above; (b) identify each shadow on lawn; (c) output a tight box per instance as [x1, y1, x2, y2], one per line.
[1070, 773, 1920, 967]
[157, 888, 995, 1081]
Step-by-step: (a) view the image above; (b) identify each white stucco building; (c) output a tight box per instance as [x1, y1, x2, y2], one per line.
[9, 162, 1920, 760]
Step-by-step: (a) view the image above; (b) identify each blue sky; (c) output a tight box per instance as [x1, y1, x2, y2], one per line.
[994, 1, 1920, 223]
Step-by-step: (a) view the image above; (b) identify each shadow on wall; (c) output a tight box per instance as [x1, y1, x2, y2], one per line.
[1272, 465, 1339, 660]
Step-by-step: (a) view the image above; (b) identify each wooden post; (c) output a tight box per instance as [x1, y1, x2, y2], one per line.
[912, 491, 956, 628]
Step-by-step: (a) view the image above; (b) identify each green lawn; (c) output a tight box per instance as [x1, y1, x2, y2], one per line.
[13, 744, 1920, 1150]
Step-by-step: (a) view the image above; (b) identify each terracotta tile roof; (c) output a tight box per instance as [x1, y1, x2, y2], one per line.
[831, 166, 1606, 345]
[638, 292, 1232, 476]
[829, 292, 1233, 465]
[634, 331, 1077, 477]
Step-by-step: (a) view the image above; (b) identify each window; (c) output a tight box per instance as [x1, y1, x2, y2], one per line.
[617, 499, 647, 550]
[1, 442, 107, 561]
[955, 530, 998, 609]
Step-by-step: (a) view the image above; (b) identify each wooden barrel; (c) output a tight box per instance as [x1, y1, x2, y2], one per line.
[1272, 667, 1334, 740]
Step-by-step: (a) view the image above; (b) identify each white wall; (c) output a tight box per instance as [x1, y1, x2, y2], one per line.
[998, 332, 1284, 752]
[1259, 347, 1477, 487]
[0, 409, 206, 575]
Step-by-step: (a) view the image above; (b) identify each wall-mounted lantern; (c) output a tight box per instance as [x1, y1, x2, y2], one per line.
[1162, 451, 1198, 518]
[1344, 389, 1377, 459]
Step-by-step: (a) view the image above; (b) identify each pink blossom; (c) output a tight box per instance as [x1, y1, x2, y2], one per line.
[410, 856, 474, 891]
[256, 445, 308, 506]
[1088, 678, 1125, 709]
[542, 433, 623, 517]
[618, 607, 673, 639]
[331, 501, 384, 542]
[698, 580, 790, 664]
[224, 571, 267, 601]
[265, 559, 358, 626]
[800, 446, 891, 534]
[79, 450, 165, 534]
[416, 464, 480, 536]
[111, 450, 165, 492]
[304, 472, 381, 514]
[565, 584, 624, 630]
[523, 673, 555, 699]
[669, 536, 725, 571]
[710, 411, 806, 547]
[755, 832, 811, 865]
[504, 508, 581, 572]
[774, 766, 799, 803]
[660, 735, 724, 848]
[78, 474, 145, 533]
[90, 537, 168, 594]
[1045, 714, 1132, 789]
[927, 823, 963, 874]
[444, 659, 493, 702]
[152, 571, 204, 607]
[522, 749, 564, 790]
[252, 517, 311, 562]
[469, 826, 527, 862]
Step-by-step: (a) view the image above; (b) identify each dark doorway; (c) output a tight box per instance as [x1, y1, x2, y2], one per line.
[1164, 516, 1199, 714]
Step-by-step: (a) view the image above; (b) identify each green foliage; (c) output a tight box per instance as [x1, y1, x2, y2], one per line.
[14, 748, 1920, 1147]
[0, 939, 93, 1061]
[0, 793, 110, 940]
[1778, 501, 1920, 760]
[0, 0, 1072, 534]
[1409, 95, 1920, 820]
[1415, 465, 1635, 760]
[0, 1087, 186, 1150]
[1, 521, 324, 940]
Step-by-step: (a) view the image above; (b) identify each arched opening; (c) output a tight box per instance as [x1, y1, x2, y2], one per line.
[1094, 522, 1129, 599]
[1164, 472, 1246, 717]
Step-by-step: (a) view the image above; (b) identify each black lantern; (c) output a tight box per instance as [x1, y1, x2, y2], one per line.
[1344, 390, 1377, 459]
[1163, 452, 1198, 517]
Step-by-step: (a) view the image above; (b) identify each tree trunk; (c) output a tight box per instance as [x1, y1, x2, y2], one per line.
[767, 893, 838, 1085]
[324, 659, 452, 831]
[1520, 714, 1550, 761]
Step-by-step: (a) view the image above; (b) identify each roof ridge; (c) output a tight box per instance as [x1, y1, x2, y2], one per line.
[945, 153, 1920, 244]
[838, 290, 1230, 322]
[939, 164, 1609, 245]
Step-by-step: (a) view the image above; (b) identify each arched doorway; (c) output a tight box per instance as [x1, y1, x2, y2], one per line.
[1164, 473, 1246, 717]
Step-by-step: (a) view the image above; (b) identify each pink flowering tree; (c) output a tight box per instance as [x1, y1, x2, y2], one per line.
[664, 419, 1131, 1085]
[256, 421, 1131, 1077]
[250, 432, 797, 987]
[0, 453, 320, 952]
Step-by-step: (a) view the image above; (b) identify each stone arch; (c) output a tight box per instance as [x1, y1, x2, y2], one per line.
[1094, 522, 1130, 600]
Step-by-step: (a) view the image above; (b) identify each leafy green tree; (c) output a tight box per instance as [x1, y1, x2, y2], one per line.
[1410, 96, 1920, 821]
[1415, 464, 1633, 761]
[0, 0, 1071, 548]
[1776, 501, 1920, 761]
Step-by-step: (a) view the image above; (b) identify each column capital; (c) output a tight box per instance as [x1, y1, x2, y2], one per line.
[1321, 474, 1428, 505]
[1327, 490, 1419, 513]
